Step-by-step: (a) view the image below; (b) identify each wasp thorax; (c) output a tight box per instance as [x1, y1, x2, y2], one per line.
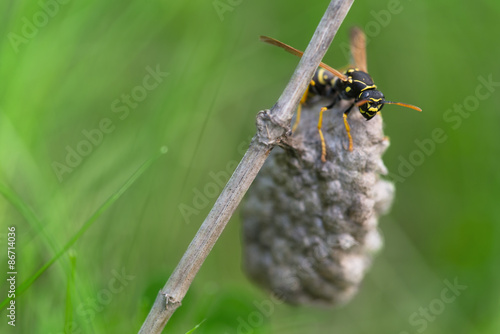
[336, 69, 376, 100]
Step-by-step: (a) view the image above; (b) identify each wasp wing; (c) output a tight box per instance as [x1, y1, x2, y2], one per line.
[260, 36, 347, 81]
[350, 27, 367, 72]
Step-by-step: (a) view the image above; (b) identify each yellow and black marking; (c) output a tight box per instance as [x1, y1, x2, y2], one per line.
[260, 27, 422, 162]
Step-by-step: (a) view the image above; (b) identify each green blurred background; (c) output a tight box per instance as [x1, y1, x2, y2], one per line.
[0, 0, 499, 333]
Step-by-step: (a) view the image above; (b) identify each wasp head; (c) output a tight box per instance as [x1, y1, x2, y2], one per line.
[357, 90, 385, 120]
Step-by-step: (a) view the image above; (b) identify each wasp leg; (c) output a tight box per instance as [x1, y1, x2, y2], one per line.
[342, 104, 355, 152]
[292, 80, 315, 133]
[318, 106, 328, 162]
[317, 99, 338, 162]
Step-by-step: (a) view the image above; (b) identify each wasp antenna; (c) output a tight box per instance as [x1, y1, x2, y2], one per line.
[383, 101, 422, 112]
[355, 99, 369, 107]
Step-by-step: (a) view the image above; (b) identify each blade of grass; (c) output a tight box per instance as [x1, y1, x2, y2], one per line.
[184, 319, 206, 334]
[0, 182, 42, 228]
[64, 250, 77, 333]
[0, 174, 69, 276]
[0, 146, 168, 310]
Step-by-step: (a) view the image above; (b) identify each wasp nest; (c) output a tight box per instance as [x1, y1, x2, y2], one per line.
[242, 97, 395, 306]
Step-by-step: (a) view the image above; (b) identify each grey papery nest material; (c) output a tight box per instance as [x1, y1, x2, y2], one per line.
[242, 96, 395, 306]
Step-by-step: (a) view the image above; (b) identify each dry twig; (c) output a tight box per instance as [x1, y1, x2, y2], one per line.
[139, 1, 354, 332]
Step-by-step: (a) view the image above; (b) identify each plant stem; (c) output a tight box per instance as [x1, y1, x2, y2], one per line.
[139, 1, 354, 332]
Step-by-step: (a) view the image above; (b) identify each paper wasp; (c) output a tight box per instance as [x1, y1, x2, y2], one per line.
[261, 27, 422, 162]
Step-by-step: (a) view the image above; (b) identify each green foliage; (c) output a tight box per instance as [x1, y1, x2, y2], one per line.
[0, 0, 499, 333]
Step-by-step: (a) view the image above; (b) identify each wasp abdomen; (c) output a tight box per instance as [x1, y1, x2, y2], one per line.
[310, 68, 337, 97]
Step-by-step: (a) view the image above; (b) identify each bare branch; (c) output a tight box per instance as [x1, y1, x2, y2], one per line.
[139, 1, 354, 332]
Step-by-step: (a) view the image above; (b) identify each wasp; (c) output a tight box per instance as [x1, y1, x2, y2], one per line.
[261, 27, 422, 162]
